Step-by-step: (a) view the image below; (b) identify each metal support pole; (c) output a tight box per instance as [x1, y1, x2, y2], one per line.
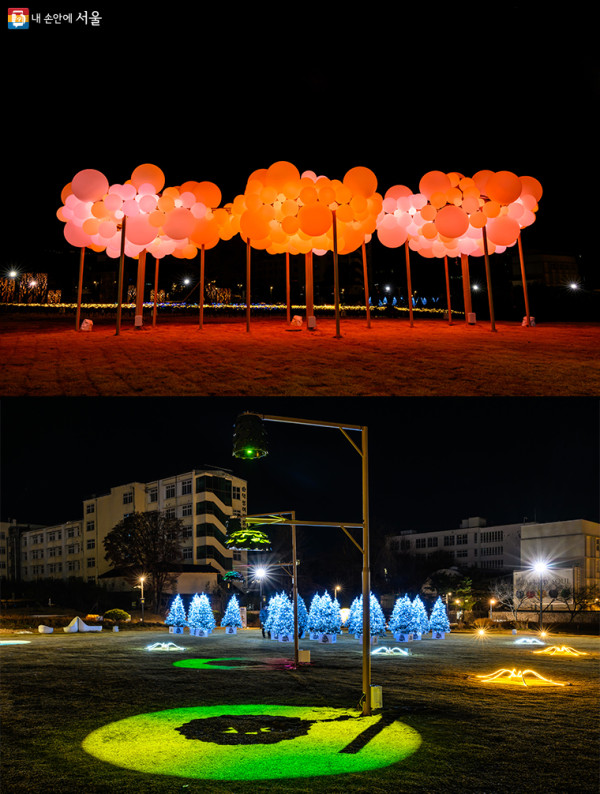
[332, 210, 341, 338]
[361, 425, 371, 716]
[517, 232, 532, 326]
[152, 257, 159, 327]
[246, 239, 251, 333]
[460, 253, 472, 322]
[481, 226, 496, 332]
[291, 511, 299, 669]
[404, 241, 414, 327]
[116, 216, 127, 336]
[199, 244, 205, 329]
[361, 241, 371, 328]
[286, 251, 291, 324]
[135, 249, 146, 329]
[444, 255, 453, 324]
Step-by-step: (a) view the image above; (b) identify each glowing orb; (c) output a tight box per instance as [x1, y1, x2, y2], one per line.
[372, 646, 411, 657]
[473, 668, 569, 687]
[146, 642, 186, 651]
[82, 704, 421, 780]
[533, 645, 588, 657]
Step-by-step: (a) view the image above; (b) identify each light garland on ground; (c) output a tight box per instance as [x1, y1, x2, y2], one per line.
[372, 646, 411, 657]
[533, 645, 588, 657]
[145, 642, 186, 651]
[473, 668, 569, 687]
[514, 638, 545, 645]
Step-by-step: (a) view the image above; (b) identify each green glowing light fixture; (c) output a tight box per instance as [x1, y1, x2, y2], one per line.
[226, 517, 272, 552]
[232, 413, 268, 460]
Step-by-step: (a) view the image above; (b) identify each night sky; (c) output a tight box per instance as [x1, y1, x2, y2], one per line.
[5, 6, 597, 277]
[1, 397, 598, 536]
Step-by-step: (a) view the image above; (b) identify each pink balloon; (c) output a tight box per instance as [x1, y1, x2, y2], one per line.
[377, 223, 408, 248]
[71, 169, 109, 202]
[63, 221, 91, 248]
[384, 184, 413, 200]
[126, 215, 157, 247]
[163, 207, 196, 240]
[486, 215, 520, 246]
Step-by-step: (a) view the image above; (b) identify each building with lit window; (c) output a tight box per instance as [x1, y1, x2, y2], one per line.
[386, 516, 600, 587]
[0, 468, 248, 598]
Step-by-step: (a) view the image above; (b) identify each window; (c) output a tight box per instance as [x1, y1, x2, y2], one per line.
[149, 487, 158, 503]
[48, 547, 58, 558]
[480, 546, 503, 557]
[87, 557, 95, 568]
[427, 537, 438, 548]
[86, 503, 95, 514]
[123, 491, 133, 505]
[400, 539, 411, 551]
[233, 486, 241, 500]
[456, 549, 468, 558]
[456, 533, 468, 545]
[67, 526, 80, 538]
[31, 549, 44, 560]
[182, 479, 192, 495]
[182, 526, 193, 539]
[182, 547, 193, 560]
[86, 539, 95, 550]
[181, 503, 192, 517]
[481, 530, 504, 543]
[415, 538, 426, 549]
[67, 544, 79, 555]
[165, 483, 176, 499]
[444, 535, 455, 546]
[164, 507, 176, 519]
[86, 521, 95, 532]
[67, 560, 79, 572]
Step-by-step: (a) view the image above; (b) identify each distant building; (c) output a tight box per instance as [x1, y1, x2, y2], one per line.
[0, 468, 248, 599]
[386, 516, 600, 588]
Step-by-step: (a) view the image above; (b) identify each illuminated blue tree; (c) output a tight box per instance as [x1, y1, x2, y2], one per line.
[347, 595, 362, 635]
[410, 595, 430, 638]
[307, 593, 323, 636]
[348, 593, 386, 637]
[265, 593, 284, 637]
[271, 592, 295, 639]
[165, 594, 187, 631]
[313, 591, 342, 636]
[297, 594, 309, 637]
[429, 596, 451, 636]
[221, 594, 243, 631]
[389, 595, 413, 636]
[187, 592, 215, 634]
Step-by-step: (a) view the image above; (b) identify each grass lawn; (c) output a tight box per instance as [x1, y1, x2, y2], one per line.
[1, 316, 599, 396]
[1, 627, 598, 792]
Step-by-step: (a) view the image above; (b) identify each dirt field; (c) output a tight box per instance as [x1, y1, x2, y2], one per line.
[1, 316, 599, 397]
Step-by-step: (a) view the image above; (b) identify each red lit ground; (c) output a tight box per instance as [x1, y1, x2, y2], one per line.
[0, 316, 599, 396]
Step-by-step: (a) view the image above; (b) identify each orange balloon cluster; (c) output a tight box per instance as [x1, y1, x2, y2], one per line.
[57, 165, 229, 260]
[376, 170, 542, 259]
[231, 161, 382, 256]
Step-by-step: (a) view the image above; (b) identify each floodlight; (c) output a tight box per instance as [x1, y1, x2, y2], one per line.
[232, 413, 268, 459]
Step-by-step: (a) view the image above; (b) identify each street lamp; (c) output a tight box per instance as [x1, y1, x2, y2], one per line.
[139, 576, 145, 622]
[489, 598, 496, 621]
[232, 412, 372, 716]
[254, 566, 267, 605]
[532, 561, 548, 630]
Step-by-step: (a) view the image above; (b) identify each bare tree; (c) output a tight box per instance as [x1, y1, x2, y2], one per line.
[550, 584, 600, 622]
[489, 578, 530, 622]
[103, 511, 184, 613]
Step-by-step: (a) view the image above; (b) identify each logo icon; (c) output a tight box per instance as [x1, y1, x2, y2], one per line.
[8, 8, 29, 28]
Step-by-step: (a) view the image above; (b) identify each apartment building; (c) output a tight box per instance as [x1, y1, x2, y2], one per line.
[1, 468, 248, 597]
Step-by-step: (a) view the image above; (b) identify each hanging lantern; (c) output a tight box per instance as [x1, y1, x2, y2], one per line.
[232, 413, 268, 459]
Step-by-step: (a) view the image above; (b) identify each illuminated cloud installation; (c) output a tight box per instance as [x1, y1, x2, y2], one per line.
[82, 704, 421, 780]
[473, 668, 569, 687]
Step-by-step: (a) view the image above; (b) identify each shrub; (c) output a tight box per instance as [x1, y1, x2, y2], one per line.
[103, 608, 131, 622]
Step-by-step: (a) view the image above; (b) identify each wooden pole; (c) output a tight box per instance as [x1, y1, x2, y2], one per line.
[199, 244, 205, 329]
[517, 232, 532, 326]
[135, 249, 146, 329]
[361, 241, 371, 328]
[444, 256, 453, 325]
[404, 241, 414, 327]
[76, 247, 85, 331]
[286, 251, 291, 324]
[246, 239, 251, 333]
[460, 253, 472, 323]
[115, 216, 127, 336]
[361, 426, 371, 716]
[291, 510, 299, 669]
[332, 210, 341, 338]
[305, 250, 314, 327]
[481, 225, 497, 332]
[152, 257, 159, 327]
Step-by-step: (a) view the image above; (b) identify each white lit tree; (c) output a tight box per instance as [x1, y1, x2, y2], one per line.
[297, 594, 309, 637]
[348, 593, 386, 637]
[221, 594, 243, 632]
[389, 594, 413, 638]
[265, 593, 284, 638]
[271, 592, 295, 640]
[307, 593, 323, 637]
[188, 592, 215, 634]
[165, 594, 187, 632]
[313, 591, 342, 639]
[410, 595, 430, 638]
[429, 596, 451, 637]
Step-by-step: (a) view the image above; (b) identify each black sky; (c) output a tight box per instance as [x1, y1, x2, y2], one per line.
[1, 398, 598, 534]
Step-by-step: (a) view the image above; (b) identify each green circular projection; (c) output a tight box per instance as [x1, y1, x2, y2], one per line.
[82, 704, 421, 780]
[173, 657, 252, 670]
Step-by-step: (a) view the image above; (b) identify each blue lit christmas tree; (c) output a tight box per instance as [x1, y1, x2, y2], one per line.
[187, 592, 215, 634]
[297, 594, 309, 637]
[265, 593, 284, 638]
[271, 592, 295, 640]
[165, 594, 187, 633]
[307, 593, 323, 637]
[221, 594, 243, 633]
[347, 593, 386, 637]
[409, 595, 430, 638]
[429, 596, 451, 637]
[313, 591, 342, 639]
[389, 594, 413, 638]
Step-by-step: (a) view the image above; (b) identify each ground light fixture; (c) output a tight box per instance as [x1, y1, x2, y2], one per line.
[472, 668, 569, 687]
[231, 411, 373, 717]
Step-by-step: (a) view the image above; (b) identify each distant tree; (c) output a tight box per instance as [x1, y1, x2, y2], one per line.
[103, 510, 184, 613]
[551, 584, 600, 622]
[490, 578, 529, 622]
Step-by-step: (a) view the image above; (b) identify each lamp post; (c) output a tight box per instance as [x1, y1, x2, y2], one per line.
[139, 576, 145, 622]
[254, 566, 266, 606]
[533, 562, 548, 630]
[489, 598, 496, 621]
[232, 412, 372, 716]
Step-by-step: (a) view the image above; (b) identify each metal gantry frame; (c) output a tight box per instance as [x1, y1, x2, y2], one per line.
[245, 414, 372, 716]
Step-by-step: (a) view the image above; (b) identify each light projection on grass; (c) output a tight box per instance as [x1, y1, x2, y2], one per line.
[533, 646, 588, 657]
[473, 669, 569, 687]
[145, 642, 186, 651]
[0, 640, 31, 645]
[173, 658, 256, 670]
[514, 638, 545, 645]
[372, 646, 411, 657]
[82, 704, 421, 780]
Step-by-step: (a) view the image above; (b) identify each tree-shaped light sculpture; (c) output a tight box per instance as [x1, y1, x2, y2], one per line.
[165, 594, 187, 633]
[429, 596, 451, 638]
[221, 594, 243, 633]
[188, 592, 216, 635]
[389, 594, 413, 640]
